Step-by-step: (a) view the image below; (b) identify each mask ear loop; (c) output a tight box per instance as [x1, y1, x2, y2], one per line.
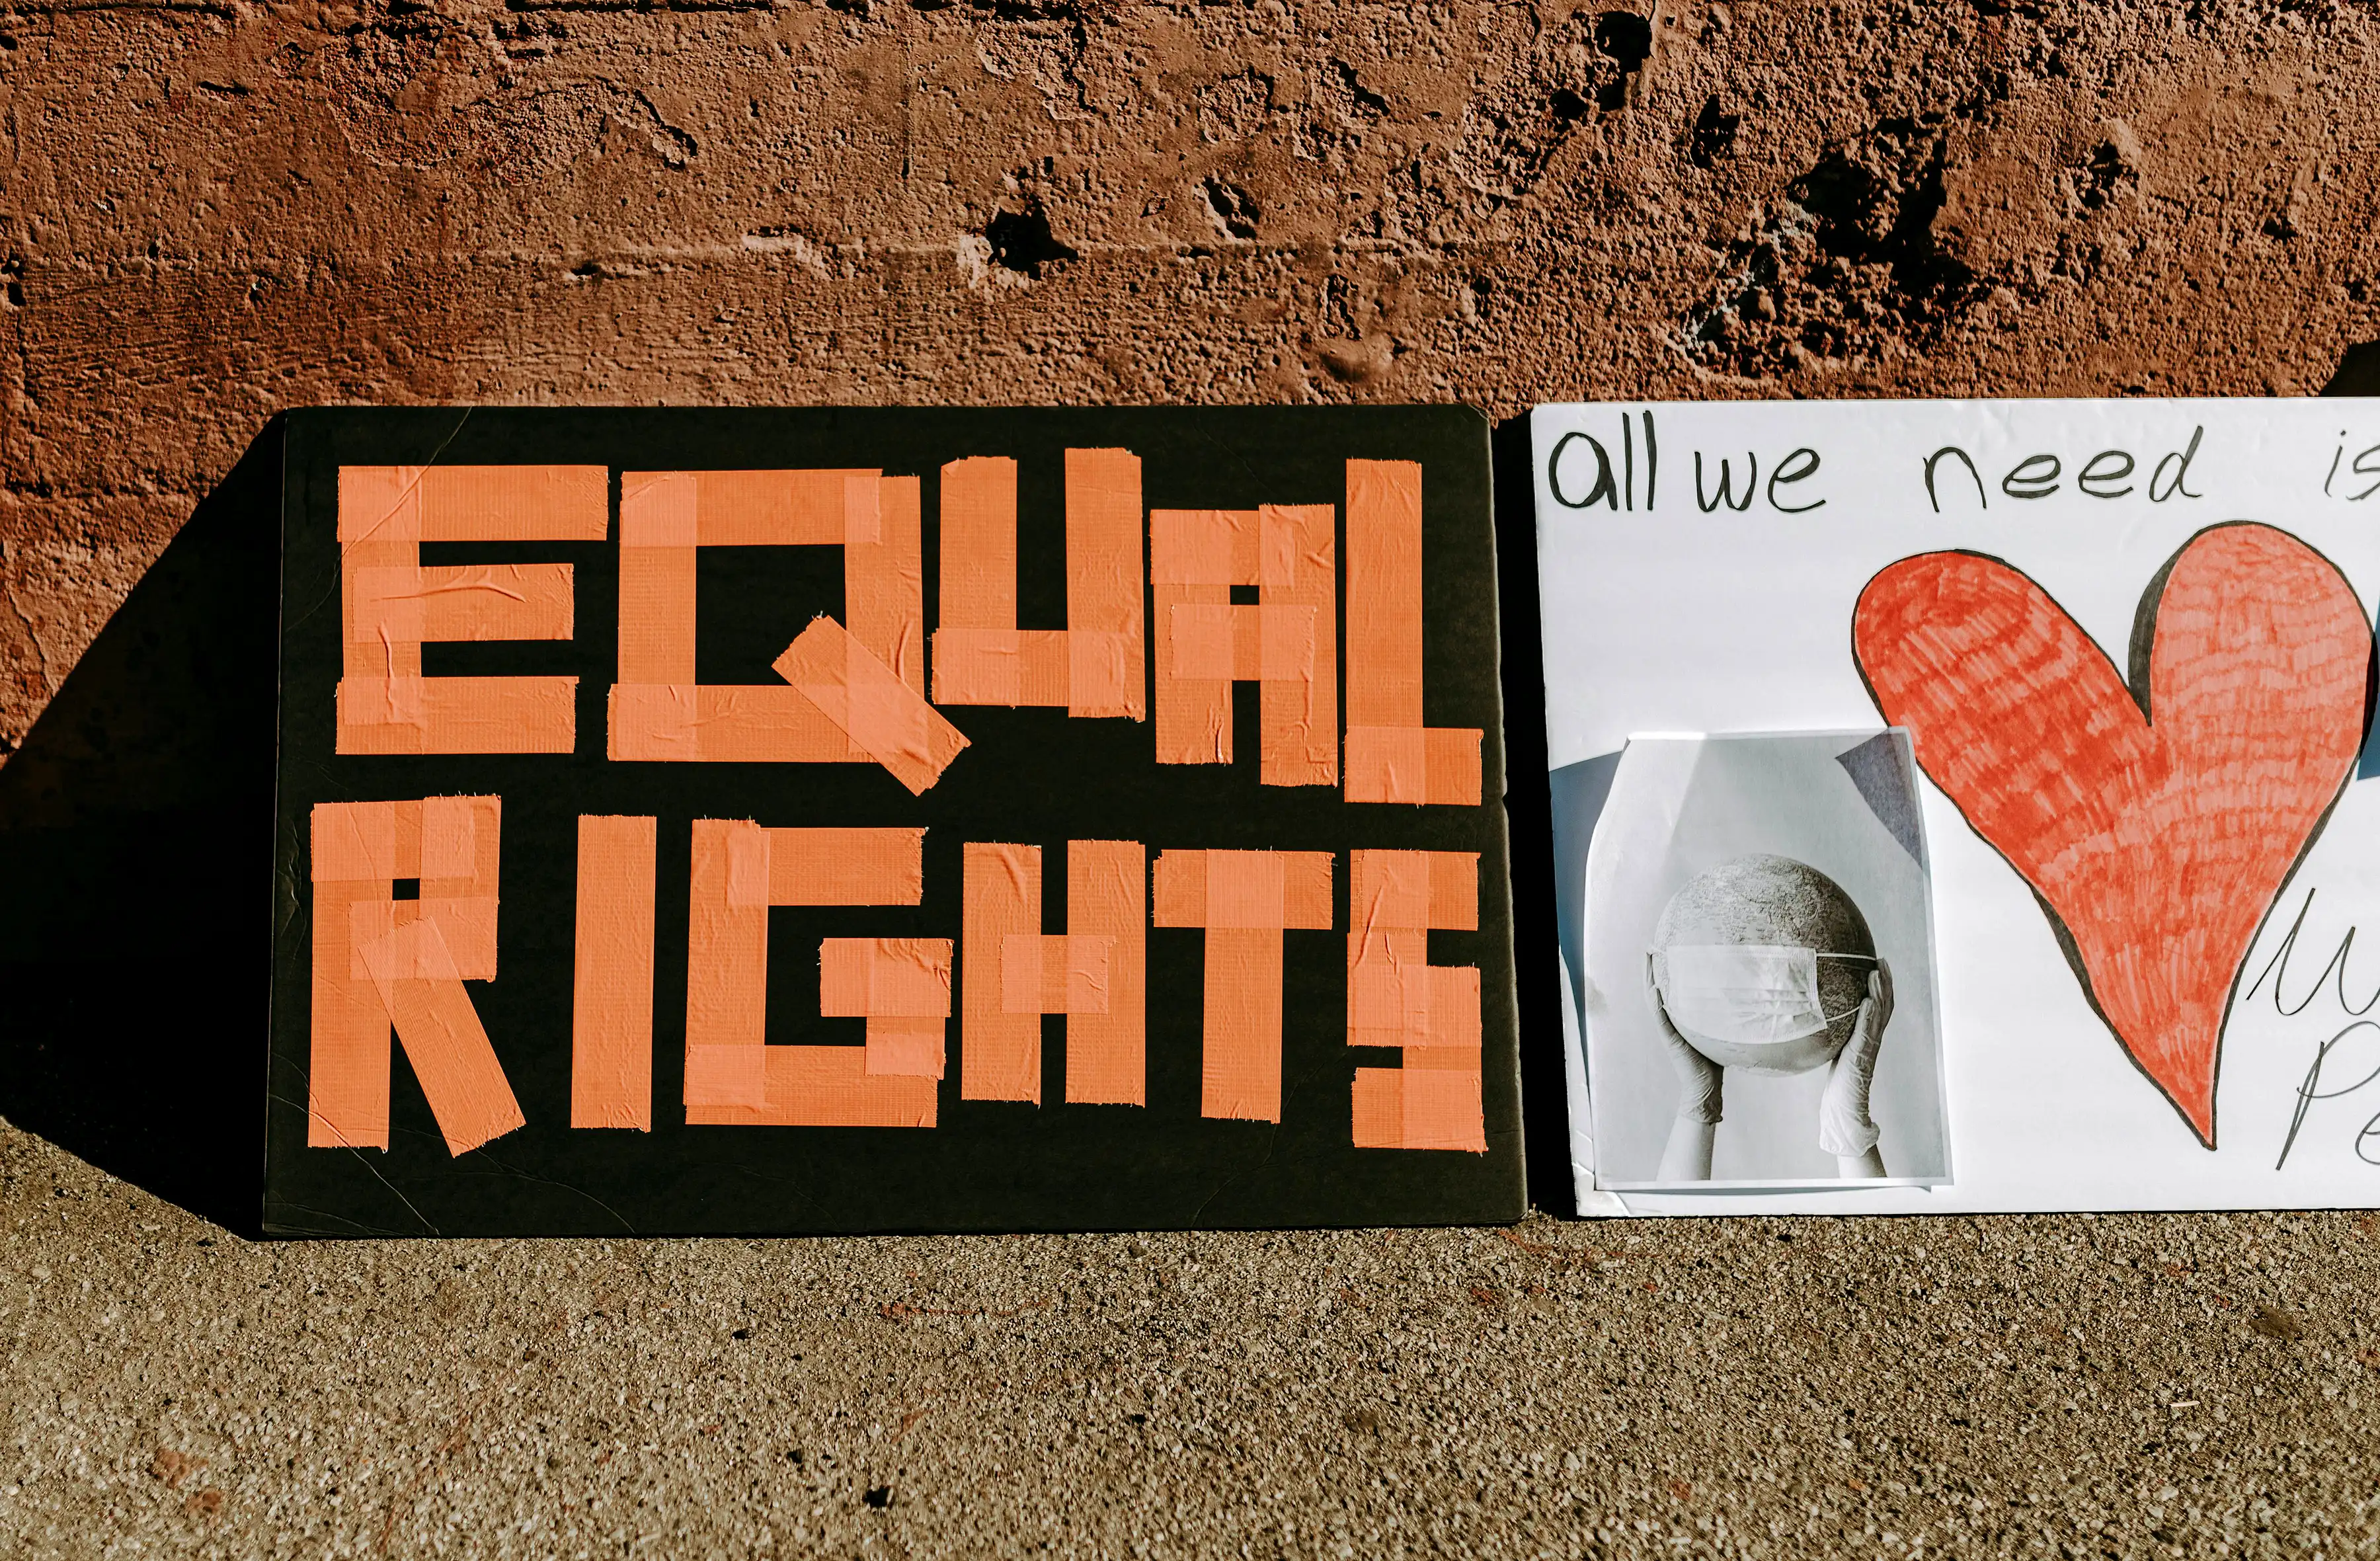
[1810, 951, 1881, 1025]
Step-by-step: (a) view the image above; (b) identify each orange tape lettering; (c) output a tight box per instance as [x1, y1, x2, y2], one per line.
[610, 470, 943, 787]
[337, 466, 603, 755]
[1152, 848, 1334, 1122]
[932, 452, 1146, 719]
[771, 617, 969, 796]
[961, 843, 1043, 1102]
[1150, 504, 1336, 786]
[309, 797, 526, 1156]
[961, 840, 1150, 1106]
[571, 815, 657, 1131]
[1343, 460, 1482, 805]
[683, 821, 936, 1127]
[1347, 849, 1486, 1152]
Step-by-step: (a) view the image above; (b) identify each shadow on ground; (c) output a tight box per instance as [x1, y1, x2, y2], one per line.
[0, 419, 284, 1236]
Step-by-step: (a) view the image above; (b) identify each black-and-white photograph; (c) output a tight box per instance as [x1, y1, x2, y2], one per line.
[1579, 732, 1951, 1189]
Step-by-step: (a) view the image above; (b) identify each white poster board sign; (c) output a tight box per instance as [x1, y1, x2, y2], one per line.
[1532, 398, 2380, 1214]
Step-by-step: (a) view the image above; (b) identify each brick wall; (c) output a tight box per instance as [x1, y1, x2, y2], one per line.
[1, 0, 2371, 751]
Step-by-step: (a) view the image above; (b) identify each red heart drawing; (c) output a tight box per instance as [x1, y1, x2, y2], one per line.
[1853, 524, 2372, 1147]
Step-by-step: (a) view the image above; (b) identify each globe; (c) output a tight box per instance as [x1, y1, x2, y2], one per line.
[1650, 853, 1876, 1075]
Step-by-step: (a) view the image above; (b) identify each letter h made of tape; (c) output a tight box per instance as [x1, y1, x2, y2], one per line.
[961, 842, 1148, 1106]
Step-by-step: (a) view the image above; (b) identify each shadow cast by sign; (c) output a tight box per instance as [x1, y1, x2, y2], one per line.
[0, 420, 286, 1237]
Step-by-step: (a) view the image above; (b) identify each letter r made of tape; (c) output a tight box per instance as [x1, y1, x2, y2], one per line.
[1152, 849, 1335, 1123]
[337, 465, 606, 754]
[1344, 460, 1484, 805]
[611, 469, 959, 790]
[961, 842, 1148, 1105]
[1150, 503, 1337, 787]
[932, 451, 1146, 720]
[682, 820, 941, 1128]
[309, 797, 526, 1156]
[1348, 850, 1486, 1152]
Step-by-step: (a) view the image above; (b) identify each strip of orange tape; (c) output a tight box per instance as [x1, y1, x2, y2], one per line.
[1064, 840, 1147, 1105]
[961, 842, 1043, 1103]
[772, 617, 969, 795]
[573, 816, 658, 1131]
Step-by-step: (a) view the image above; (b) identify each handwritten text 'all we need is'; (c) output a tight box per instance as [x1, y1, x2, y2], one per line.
[1544, 411, 2380, 517]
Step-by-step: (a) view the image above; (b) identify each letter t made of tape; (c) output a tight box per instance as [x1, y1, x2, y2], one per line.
[1348, 849, 1486, 1152]
[309, 797, 527, 1156]
[961, 842, 1148, 1106]
[1152, 849, 1335, 1123]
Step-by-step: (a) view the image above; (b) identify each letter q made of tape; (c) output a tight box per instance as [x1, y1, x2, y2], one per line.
[610, 469, 937, 776]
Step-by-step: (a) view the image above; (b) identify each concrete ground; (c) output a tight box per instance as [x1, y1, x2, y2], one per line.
[7, 0, 2380, 1554]
[5, 1116, 2377, 1557]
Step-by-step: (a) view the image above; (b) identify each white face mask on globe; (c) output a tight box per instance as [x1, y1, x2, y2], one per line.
[1652, 943, 1878, 1046]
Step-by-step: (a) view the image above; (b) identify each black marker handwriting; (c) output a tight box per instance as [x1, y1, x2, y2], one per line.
[2242, 887, 2380, 1018]
[2276, 1020, 2380, 1170]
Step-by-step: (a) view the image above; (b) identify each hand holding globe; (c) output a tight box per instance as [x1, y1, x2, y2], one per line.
[1641, 854, 1893, 1181]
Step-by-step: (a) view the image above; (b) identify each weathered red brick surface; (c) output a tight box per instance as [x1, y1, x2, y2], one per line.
[3, 0, 2373, 751]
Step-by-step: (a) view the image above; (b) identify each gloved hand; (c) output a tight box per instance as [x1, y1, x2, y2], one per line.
[1819, 960, 1893, 1157]
[1645, 951, 1724, 1126]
